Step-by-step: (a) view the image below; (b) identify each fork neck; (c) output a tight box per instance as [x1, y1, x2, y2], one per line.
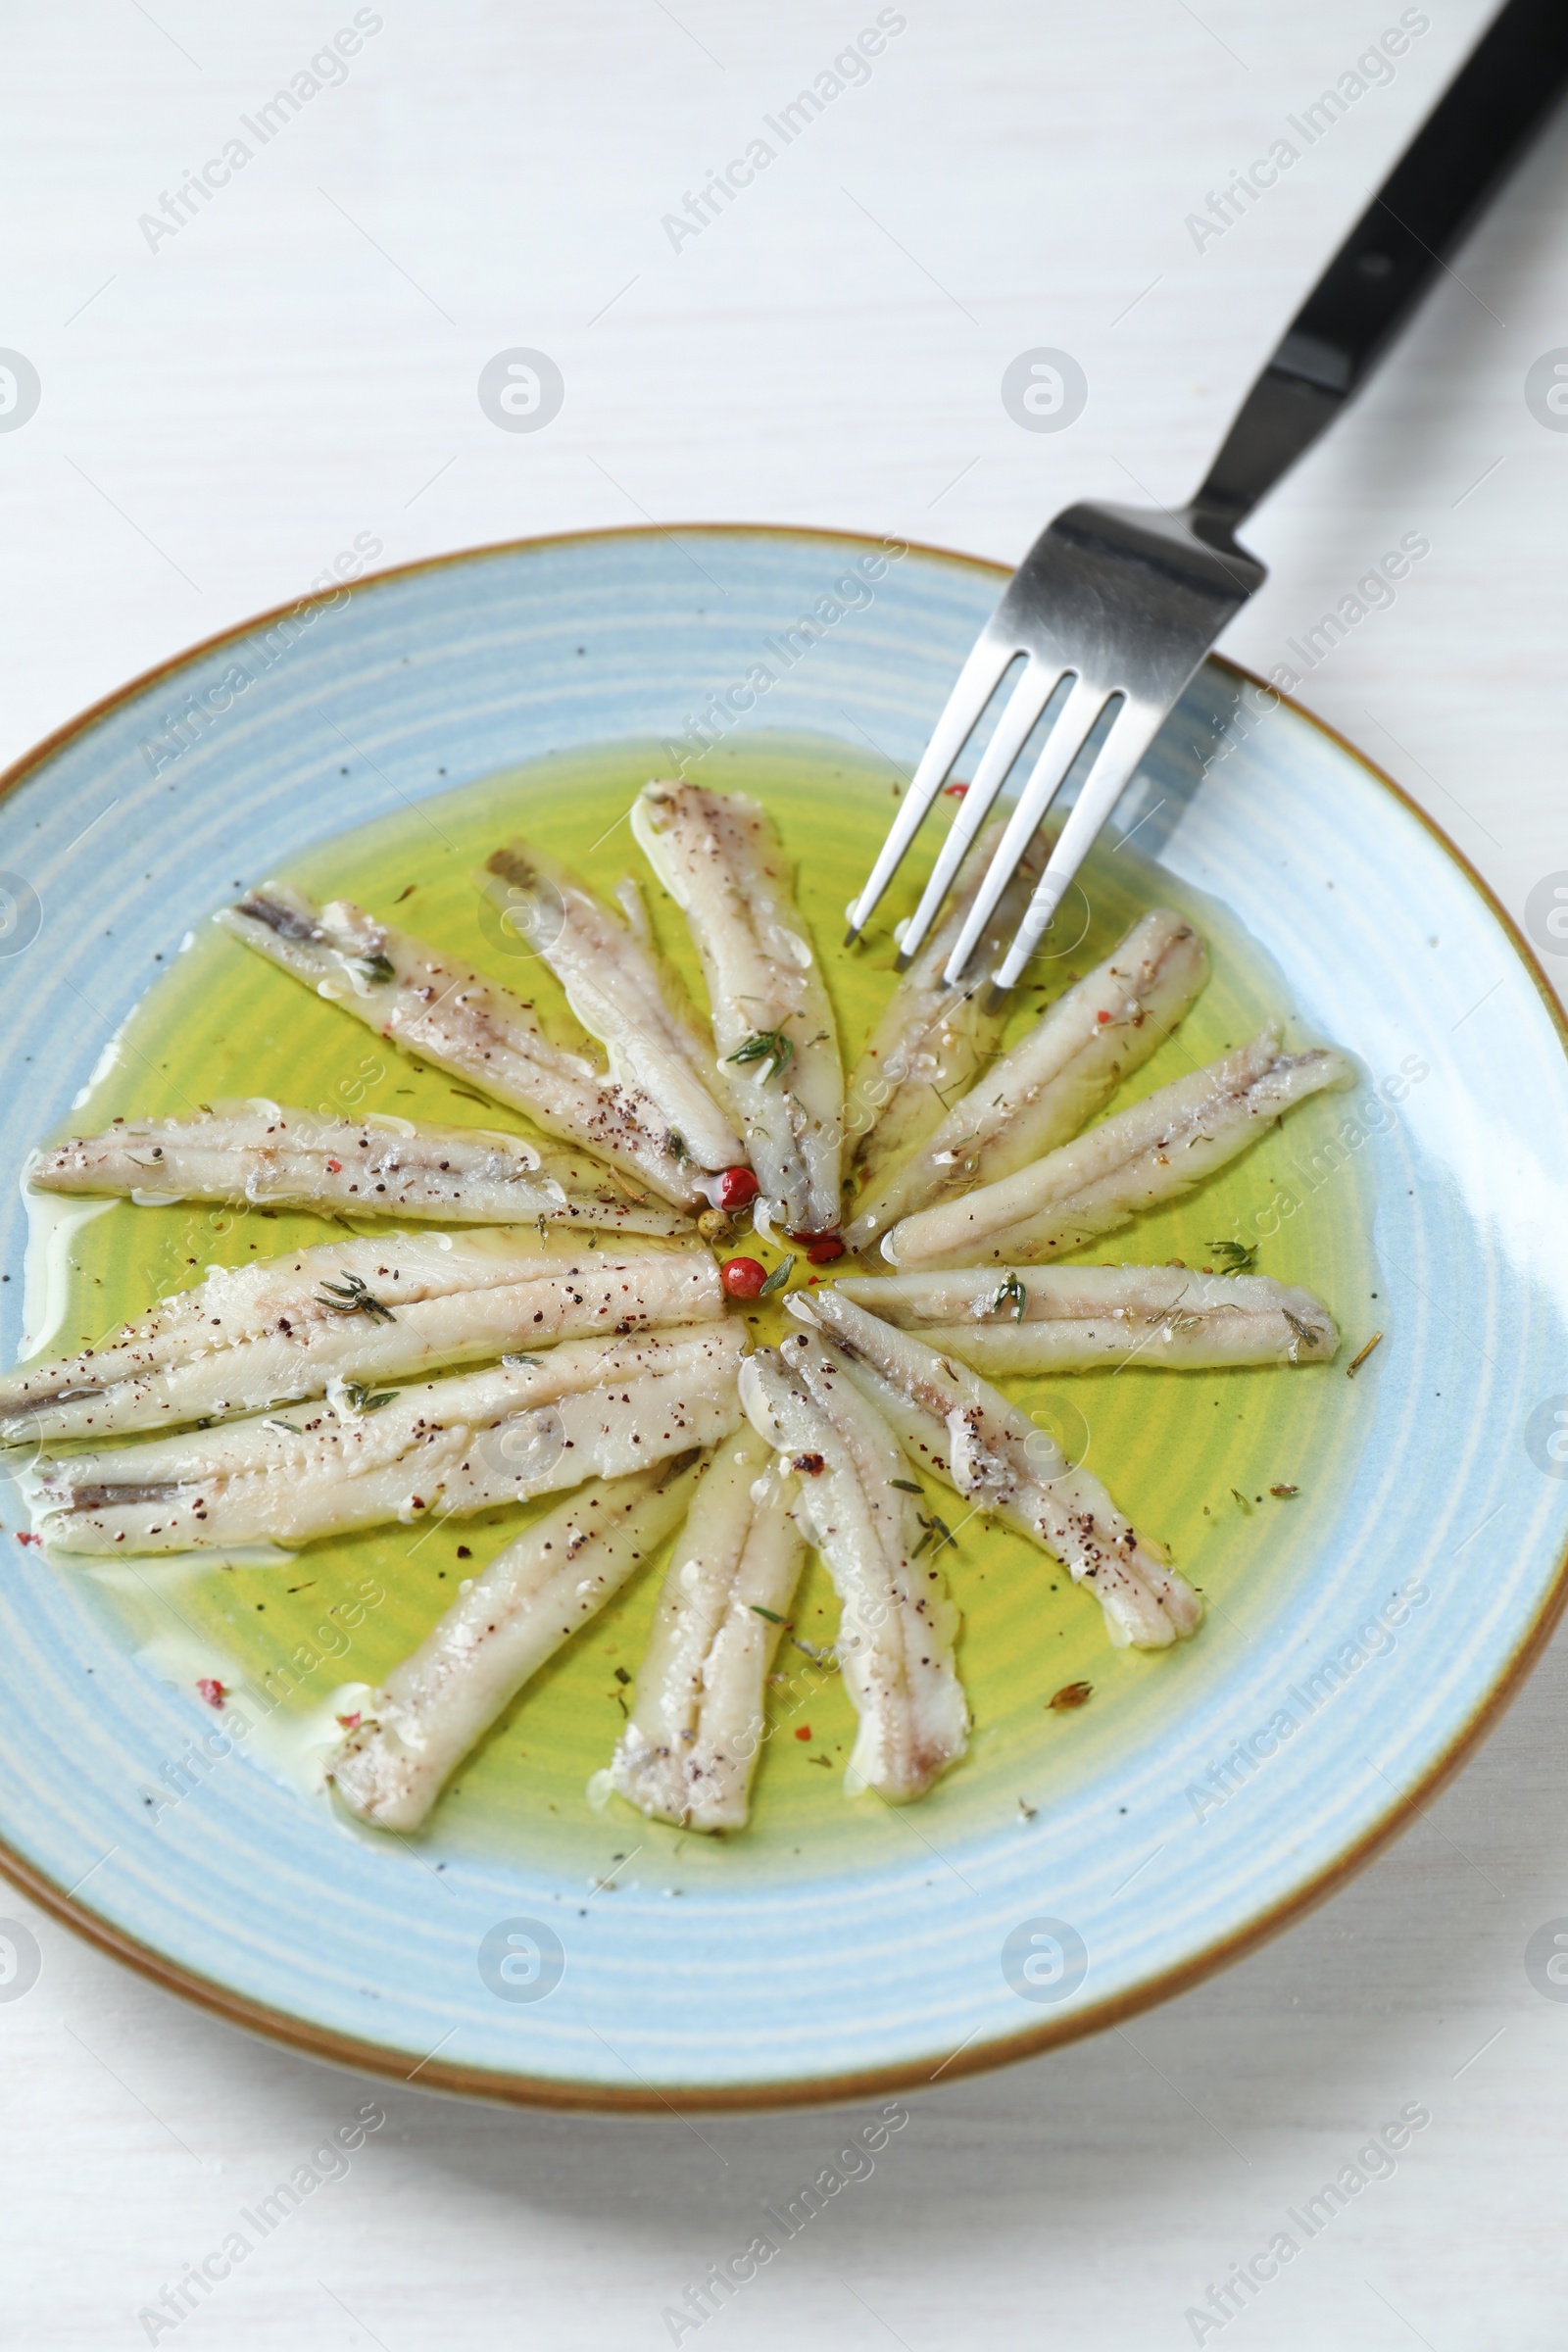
[1187, 363, 1341, 541]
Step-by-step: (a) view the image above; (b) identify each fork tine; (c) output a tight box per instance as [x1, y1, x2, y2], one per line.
[990, 702, 1165, 993]
[843, 630, 1015, 941]
[941, 675, 1109, 986]
[893, 661, 1067, 968]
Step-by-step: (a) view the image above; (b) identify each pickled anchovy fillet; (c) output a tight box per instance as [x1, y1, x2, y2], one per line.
[833, 1262, 1337, 1373]
[740, 1334, 966, 1802]
[883, 1026, 1353, 1269]
[0, 1231, 722, 1443]
[792, 1289, 1200, 1649]
[632, 783, 843, 1234]
[26, 1104, 689, 1234]
[331, 1456, 704, 1833]
[612, 1425, 805, 1832]
[843, 817, 1047, 1196]
[219, 883, 701, 1205]
[846, 910, 1208, 1254]
[479, 839, 745, 1177]
[30, 1322, 744, 1555]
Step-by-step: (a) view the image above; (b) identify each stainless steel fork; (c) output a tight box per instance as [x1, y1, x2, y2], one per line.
[846, 0, 1568, 994]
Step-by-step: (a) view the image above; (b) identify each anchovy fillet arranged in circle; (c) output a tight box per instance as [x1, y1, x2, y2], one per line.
[832, 1261, 1338, 1373]
[26, 1103, 692, 1233]
[612, 1424, 806, 1833]
[331, 1455, 705, 1833]
[882, 1025, 1352, 1269]
[846, 909, 1208, 1254]
[791, 1288, 1200, 1651]
[477, 839, 746, 1179]
[842, 815, 1047, 1202]
[29, 1322, 743, 1555]
[0, 1231, 723, 1443]
[220, 882, 705, 1205]
[632, 782, 844, 1234]
[740, 1331, 967, 1802]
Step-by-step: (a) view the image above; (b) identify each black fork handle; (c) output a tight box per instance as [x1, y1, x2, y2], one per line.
[1192, 0, 1568, 531]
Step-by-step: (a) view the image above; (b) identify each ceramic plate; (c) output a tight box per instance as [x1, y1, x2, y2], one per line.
[1, 524, 1564, 2111]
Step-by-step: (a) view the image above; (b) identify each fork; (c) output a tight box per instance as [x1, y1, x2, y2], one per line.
[845, 0, 1568, 995]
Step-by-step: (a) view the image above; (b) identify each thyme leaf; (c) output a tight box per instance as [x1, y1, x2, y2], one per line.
[726, 1028, 794, 1082]
[1282, 1308, 1320, 1358]
[749, 1605, 787, 1625]
[315, 1273, 396, 1323]
[1209, 1239, 1257, 1276]
[355, 950, 396, 986]
[343, 1381, 395, 1413]
[912, 1511, 956, 1558]
[989, 1271, 1028, 1323]
[758, 1254, 795, 1298]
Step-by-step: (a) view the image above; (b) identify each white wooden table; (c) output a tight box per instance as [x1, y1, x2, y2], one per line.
[4, 4, 1565, 2344]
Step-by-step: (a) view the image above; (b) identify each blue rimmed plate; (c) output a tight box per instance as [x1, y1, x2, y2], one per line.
[0, 523, 1564, 2109]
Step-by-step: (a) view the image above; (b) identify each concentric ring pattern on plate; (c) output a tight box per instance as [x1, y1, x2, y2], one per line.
[0, 525, 1565, 2108]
